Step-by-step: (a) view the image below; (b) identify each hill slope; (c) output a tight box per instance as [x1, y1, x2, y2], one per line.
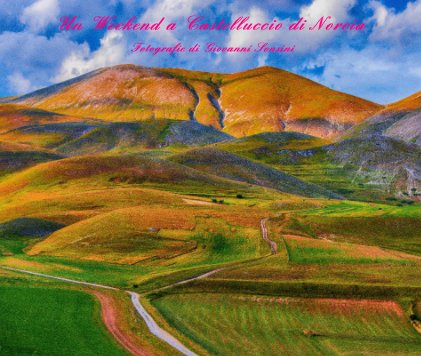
[10, 65, 382, 138]
[386, 90, 421, 112]
[0, 154, 253, 201]
[385, 111, 421, 147]
[0, 120, 233, 156]
[170, 147, 339, 198]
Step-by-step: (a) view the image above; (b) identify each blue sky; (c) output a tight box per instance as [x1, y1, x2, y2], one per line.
[0, 0, 420, 104]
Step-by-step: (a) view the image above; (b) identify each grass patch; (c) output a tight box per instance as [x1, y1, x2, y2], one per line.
[152, 293, 421, 355]
[0, 284, 126, 355]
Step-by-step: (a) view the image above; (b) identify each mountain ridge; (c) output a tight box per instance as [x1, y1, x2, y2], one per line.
[8, 64, 383, 139]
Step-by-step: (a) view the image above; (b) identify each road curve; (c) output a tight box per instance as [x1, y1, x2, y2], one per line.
[91, 290, 152, 356]
[0, 265, 196, 356]
[0, 218, 272, 355]
[129, 292, 196, 356]
[260, 218, 277, 254]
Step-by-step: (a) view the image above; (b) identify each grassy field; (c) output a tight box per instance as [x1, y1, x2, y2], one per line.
[291, 202, 421, 255]
[0, 86, 419, 356]
[152, 293, 421, 355]
[0, 284, 126, 355]
[205, 251, 421, 293]
[283, 234, 419, 265]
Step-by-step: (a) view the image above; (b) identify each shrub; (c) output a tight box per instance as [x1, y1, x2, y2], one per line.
[210, 234, 229, 253]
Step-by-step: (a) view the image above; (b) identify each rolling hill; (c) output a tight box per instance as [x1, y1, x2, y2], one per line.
[0, 150, 62, 176]
[9, 65, 382, 138]
[170, 147, 339, 198]
[0, 154, 248, 198]
[0, 120, 232, 156]
[0, 103, 101, 134]
[1, 65, 421, 356]
[386, 90, 421, 112]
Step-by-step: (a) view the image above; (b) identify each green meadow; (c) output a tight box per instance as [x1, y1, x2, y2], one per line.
[0, 66, 420, 356]
[0, 284, 126, 355]
[152, 293, 421, 356]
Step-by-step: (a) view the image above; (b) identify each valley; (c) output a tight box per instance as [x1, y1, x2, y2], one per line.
[0, 64, 420, 355]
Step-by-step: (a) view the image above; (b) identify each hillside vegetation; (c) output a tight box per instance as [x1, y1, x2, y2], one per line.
[10, 65, 382, 138]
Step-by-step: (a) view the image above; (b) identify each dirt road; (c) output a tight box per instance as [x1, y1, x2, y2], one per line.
[91, 290, 153, 356]
[260, 218, 277, 254]
[0, 265, 195, 356]
[0, 218, 273, 355]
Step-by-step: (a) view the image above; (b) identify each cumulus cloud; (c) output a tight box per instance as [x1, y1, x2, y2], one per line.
[369, 0, 421, 44]
[301, 45, 421, 104]
[139, 0, 216, 44]
[225, 0, 358, 62]
[20, 0, 60, 32]
[7, 72, 33, 94]
[0, 31, 82, 94]
[301, 0, 357, 22]
[227, 6, 280, 48]
[289, 0, 357, 52]
[223, 5, 281, 67]
[0, 0, 420, 103]
[55, 32, 127, 82]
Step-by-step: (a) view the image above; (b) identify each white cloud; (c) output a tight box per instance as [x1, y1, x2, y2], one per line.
[290, 0, 357, 52]
[227, 6, 280, 48]
[20, 0, 60, 32]
[139, 0, 216, 44]
[54, 32, 127, 82]
[145, 0, 212, 20]
[301, 45, 421, 104]
[224, 6, 281, 66]
[0, 31, 82, 94]
[369, 0, 421, 43]
[7, 72, 33, 94]
[225, 0, 358, 61]
[301, 0, 356, 22]
[368, 0, 388, 27]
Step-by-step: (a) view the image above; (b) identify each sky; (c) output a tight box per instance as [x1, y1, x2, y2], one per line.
[0, 0, 420, 104]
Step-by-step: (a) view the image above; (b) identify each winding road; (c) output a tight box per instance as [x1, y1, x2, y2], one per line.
[129, 292, 196, 356]
[0, 217, 273, 355]
[0, 265, 196, 356]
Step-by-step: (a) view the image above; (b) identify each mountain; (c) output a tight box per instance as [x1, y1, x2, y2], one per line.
[342, 88, 421, 148]
[319, 90, 421, 199]
[385, 110, 421, 147]
[327, 136, 421, 199]
[9, 65, 382, 139]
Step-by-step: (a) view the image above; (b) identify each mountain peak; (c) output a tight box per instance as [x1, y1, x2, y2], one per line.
[10, 65, 383, 138]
